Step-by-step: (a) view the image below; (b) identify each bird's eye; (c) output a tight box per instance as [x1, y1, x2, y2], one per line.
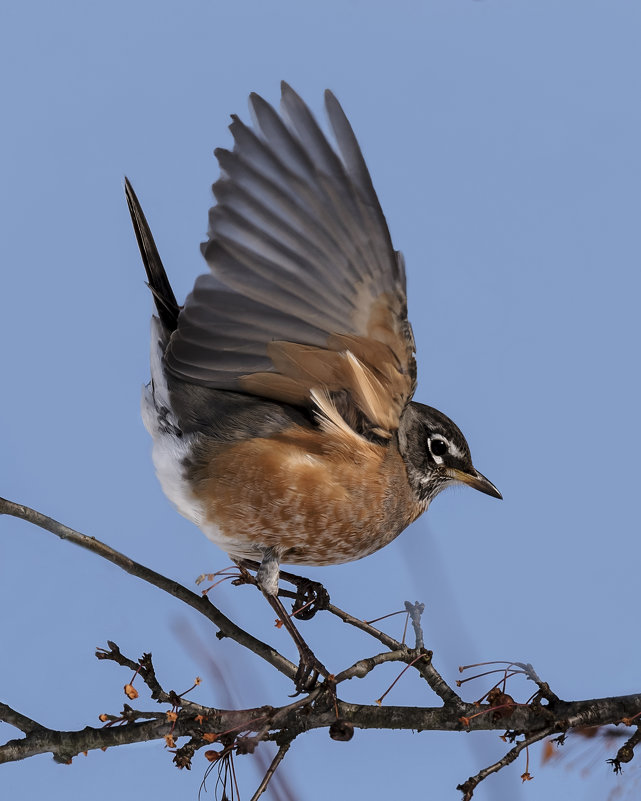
[430, 438, 448, 457]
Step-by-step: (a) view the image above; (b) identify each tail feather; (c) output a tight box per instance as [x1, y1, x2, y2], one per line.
[125, 177, 180, 332]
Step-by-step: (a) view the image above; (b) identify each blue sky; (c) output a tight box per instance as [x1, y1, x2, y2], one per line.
[2, 1, 641, 799]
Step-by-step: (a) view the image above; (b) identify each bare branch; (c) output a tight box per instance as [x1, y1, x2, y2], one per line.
[334, 650, 411, 683]
[0, 497, 296, 680]
[0, 704, 46, 737]
[4, 494, 641, 798]
[327, 600, 461, 706]
[608, 725, 641, 773]
[457, 727, 554, 799]
[0, 715, 169, 764]
[5, 690, 641, 767]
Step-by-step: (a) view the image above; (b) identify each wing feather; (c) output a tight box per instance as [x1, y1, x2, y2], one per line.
[165, 84, 417, 436]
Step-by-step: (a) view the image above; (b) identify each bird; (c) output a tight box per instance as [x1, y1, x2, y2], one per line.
[125, 82, 501, 687]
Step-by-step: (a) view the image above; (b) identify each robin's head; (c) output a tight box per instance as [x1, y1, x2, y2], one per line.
[398, 401, 501, 506]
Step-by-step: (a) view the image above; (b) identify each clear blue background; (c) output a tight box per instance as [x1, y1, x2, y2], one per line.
[2, 2, 640, 799]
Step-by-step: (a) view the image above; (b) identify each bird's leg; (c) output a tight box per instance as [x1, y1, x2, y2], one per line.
[255, 547, 281, 596]
[250, 549, 329, 693]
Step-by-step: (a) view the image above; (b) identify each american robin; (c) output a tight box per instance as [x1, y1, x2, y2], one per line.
[126, 83, 500, 686]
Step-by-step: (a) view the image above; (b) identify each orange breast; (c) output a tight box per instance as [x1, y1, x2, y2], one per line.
[189, 425, 424, 566]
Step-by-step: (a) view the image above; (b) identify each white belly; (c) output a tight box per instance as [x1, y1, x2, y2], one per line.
[141, 383, 234, 553]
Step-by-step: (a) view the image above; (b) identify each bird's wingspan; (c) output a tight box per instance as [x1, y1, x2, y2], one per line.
[164, 83, 417, 437]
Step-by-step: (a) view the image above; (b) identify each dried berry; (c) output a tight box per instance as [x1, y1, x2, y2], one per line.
[329, 720, 354, 742]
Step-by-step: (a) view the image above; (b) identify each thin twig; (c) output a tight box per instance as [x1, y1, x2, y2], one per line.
[512, 662, 561, 704]
[404, 601, 425, 650]
[326, 602, 402, 650]
[457, 727, 555, 800]
[375, 653, 428, 705]
[249, 741, 291, 801]
[94, 643, 214, 716]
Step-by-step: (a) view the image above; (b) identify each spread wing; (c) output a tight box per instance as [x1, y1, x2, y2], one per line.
[164, 82, 416, 438]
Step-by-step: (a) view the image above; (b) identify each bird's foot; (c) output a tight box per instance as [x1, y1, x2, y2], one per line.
[276, 569, 330, 621]
[290, 577, 330, 621]
[292, 642, 329, 694]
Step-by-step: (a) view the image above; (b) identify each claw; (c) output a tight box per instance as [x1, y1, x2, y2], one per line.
[275, 570, 331, 621]
[290, 578, 329, 621]
[291, 641, 329, 693]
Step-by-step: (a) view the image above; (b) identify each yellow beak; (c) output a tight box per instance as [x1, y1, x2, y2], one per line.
[447, 468, 502, 500]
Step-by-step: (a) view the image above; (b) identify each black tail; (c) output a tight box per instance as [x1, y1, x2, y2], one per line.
[125, 177, 180, 332]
